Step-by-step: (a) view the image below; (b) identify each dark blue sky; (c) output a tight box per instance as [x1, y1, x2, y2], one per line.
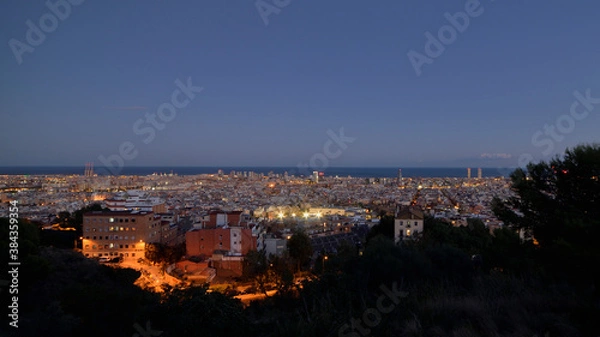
[1, 0, 599, 168]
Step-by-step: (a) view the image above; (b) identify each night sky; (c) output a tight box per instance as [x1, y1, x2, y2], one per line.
[1, 0, 599, 168]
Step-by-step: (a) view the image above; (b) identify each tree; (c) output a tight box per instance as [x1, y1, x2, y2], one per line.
[492, 144, 600, 283]
[287, 230, 312, 272]
[57, 211, 72, 228]
[145, 242, 185, 266]
[366, 214, 395, 242]
[242, 250, 270, 295]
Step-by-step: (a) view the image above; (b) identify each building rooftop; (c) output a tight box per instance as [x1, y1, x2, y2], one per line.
[396, 206, 424, 220]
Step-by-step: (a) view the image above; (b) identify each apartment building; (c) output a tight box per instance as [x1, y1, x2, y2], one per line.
[185, 227, 256, 257]
[82, 210, 162, 258]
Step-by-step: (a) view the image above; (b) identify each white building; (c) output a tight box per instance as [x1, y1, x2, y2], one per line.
[394, 205, 424, 243]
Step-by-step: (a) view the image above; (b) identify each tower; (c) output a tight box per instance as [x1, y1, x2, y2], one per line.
[397, 168, 403, 184]
[477, 168, 482, 179]
[467, 168, 471, 179]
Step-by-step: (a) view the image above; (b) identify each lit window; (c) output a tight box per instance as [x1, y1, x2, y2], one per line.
[406, 229, 411, 236]
[85, 245, 89, 249]
[109, 218, 114, 223]
[109, 244, 114, 248]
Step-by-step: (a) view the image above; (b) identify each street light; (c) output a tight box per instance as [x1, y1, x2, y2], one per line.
[322, 255, 328, 272]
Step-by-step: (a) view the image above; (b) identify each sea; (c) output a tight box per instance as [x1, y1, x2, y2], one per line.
[0, 166, 514, 178]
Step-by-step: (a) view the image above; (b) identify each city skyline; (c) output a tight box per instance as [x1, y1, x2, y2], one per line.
[1, 0, 599, 168]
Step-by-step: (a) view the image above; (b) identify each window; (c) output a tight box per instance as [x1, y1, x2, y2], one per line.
[85, 245, 89, 249]
[109, 243, 114, 248]
[131, 236, 135, 240]
[93, 236, 97, 240]
[92, 228, 96, 232]
[104, 245, 109, 249]
[105, 236, 108, 240]
[109, 218, 114, 223]
[92, 245, 96, 249]
[86, 228, 89, 232]
[132, 219, 136, 223]
[132, 253, 135, 257]
[99, 228, 103, 232]
[125, 245, 129, 248]
[406, 229, 411, 237]
[125, 219, 129, 223]
[119, 219, 123, 223]
[86, 236, 90, 239]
